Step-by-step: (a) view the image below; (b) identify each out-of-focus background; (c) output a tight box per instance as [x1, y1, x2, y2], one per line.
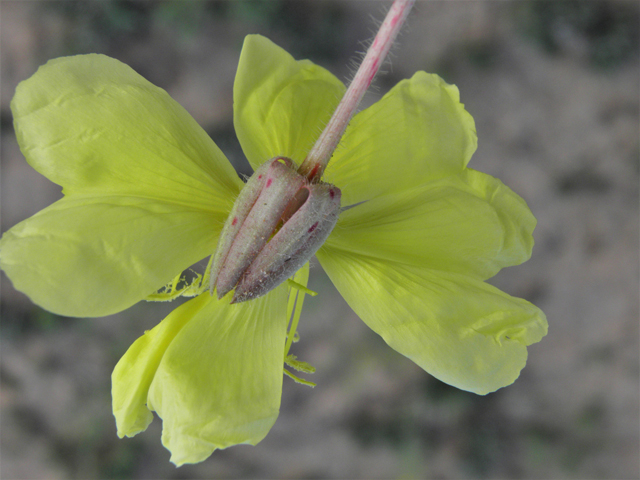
[1, 1, 638, 478]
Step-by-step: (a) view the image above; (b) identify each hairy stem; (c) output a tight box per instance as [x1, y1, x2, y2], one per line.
[298, 0, 415, 181]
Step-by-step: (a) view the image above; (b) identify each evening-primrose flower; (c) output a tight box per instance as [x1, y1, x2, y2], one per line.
[0, 33, 547, 465]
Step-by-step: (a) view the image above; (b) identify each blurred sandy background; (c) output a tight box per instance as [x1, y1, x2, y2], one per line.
[1, 1, 638, 479]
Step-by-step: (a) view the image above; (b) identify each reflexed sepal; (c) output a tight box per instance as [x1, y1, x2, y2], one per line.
[234, 182, 340, 302]
[210, 156, 341, 303]
[210, 157, 303, 298]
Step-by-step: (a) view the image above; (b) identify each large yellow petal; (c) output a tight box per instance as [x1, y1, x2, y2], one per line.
[113, 283, 289, 466]
[233, 35, 346, 169]
[317, 248, 547, 395]
[324, 72, 477, 206]
[11, 54, 242, 208]
[325, 169, 536, 280]
[0, 195, 223, 317]
[113, 293, 210, 438]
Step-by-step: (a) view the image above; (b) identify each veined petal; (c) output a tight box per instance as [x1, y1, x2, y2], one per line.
[0, 195, 223, 317]
[317, 248, 547, 395]
[113, 293, 211, 438]
[324, 72, 477, 206]
[11, 54, 242, 207]
[234, 35, 346, 170]
[325, 169, 536, 280]
[139, 284, 288, 466]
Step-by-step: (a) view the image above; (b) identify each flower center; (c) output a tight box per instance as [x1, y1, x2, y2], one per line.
[210, 157, 341, 303]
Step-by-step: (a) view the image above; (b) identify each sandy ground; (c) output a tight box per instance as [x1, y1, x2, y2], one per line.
[1, 1, 638, 479]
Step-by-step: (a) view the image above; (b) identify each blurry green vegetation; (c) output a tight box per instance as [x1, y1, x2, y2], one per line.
[206, 0, 347, 60]
[45, 0, 348, 62]
[518, 0, 640, 69]
[1, 304, 77, 337]
[44, 1, 155, 54]
[434, 0, 639, 84]
[47, 1, 638, 71]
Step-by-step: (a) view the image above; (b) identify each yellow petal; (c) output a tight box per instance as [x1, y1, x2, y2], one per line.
[325, 169, 536, 280]
[0, 195, 223, 317]
[113, 283, 289, 466]
[11, 54, 242, 208]
[325, 72, 477, 206]
[317, 248, 547, 395]
[234, 35, 346, 169]
[113, 293, 210, 438]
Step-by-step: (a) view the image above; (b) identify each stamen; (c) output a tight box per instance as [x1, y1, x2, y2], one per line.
[146, 269, 206, 301]
[286, 279, 318, 297]
[146, 272, 184, 302]
[283, 369, 316, 388]
[284, 268, 309, 357]
[283, 267, 316, 387]
[285, 354, 316, 374]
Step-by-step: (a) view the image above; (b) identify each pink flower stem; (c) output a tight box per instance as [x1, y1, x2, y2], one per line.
[298, 0, 415, 182]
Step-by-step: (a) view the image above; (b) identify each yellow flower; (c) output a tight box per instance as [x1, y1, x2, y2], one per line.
[0, 35, 547, 465]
